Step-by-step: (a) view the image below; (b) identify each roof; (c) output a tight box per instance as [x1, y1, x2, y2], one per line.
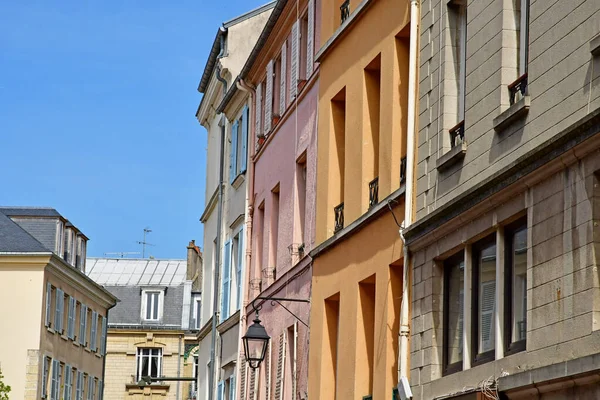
[0, 211, 50, 253]
[0, 207, 62, 218]
[197, 1, 277, 94]
[216, 0, 289, 113]
[86, 258, 188, 287]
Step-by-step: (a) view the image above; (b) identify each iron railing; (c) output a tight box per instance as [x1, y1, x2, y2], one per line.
[508, 73, 528, 105]
[368, 177, 379, 209]
[449, 120, 465, 148]
[334, 203, 344, 233]
[340, 0, 350, 23]
[400, 156, 407, 185]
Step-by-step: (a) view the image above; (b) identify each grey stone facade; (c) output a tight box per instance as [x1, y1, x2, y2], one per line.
[407, 0, 600, 399]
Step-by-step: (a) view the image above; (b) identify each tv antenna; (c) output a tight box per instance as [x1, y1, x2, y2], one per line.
[137, 227, 155, 258]
[104, 252, 141, 259]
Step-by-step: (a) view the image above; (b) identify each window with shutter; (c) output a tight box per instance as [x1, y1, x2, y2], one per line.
[274, 332, 286, 400]
[79, 304, 87, 346]
[41, 356, 49, 398]
[100, 315, 107, 356]
[90, 311, 98, 351]
[280, 42, 287, 112]
[230, 121, 239, 184]
[480, 281, 496, 352]
[64, 365, 72, 400]
[75, 371, 84, 400]
[228, 375, 235, 400]
[86, 376, 94, 400]
[290, 21, 299, 99]
[50, 359, 58, 400]
[239, 360, 247, 400]
[45, 283, 52, 328]
[217, 381, 224, 400]
[67, 296, 76, 339]
[235, 230, 244, 310]
[255, 83, 263, 138]
[306, 0, 315, 77]
[240, 105, 249, 173]
[221, 240, 232, 322]
[264, 60, 274, 134]
[55, 289, 64, 334]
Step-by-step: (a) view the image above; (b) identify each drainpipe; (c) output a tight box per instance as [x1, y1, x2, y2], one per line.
[208, 27, 228, 400]
[176, 334, 182, 399]
[236, 77, 255, 397]
[398, 0, 419, 396]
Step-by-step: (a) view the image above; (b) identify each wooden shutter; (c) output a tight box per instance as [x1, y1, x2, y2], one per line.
[480, 281, 496, 352]
[264, 60, 274, 134]
[248, 368, 256, 400]
[63, 365, 71, 400]
[217, 381, 224, 400]
[229, 375, 236, 400]
[236, 230, 244, 310]
[55, 289, 63, 333]
[91, 311, 98, 351]
[230, 121, 239, 183]
[221, 240, 232, 321]
[68, 296, 76, 339]
[280, 42, 287, 112]
[274, 332, 286, 400]
[45, 283, 51, 328]
[100, 315, 107, 355]
[239, 360, 247, 400]
[240, 105, 249, 173]
[306, 0, 315, 77]
[76, 371, 83, 400]
[292, 323, 298, 400]
[290, 21, 299, 99]
[264, 341, 271, 400]
[79, 304, 87, 345]
[42, 356, 48, 398]
[255, 83, 262, 137]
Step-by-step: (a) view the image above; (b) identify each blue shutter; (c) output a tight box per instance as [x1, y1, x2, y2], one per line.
[55, 289, 63, 333]
[217, 381, 224, 400]
[221, 240, 232, 321]
[45, 283, 52, 328]
[240, 106, 249, 174]
[236, 230, 244, 310]
[230, 121, 239, 183]
[229, 375, 236, 400]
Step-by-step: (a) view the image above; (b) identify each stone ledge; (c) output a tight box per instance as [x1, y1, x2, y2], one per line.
[493, 96, 530, 132]
[436, 142, 467, 172]
[591, 34, 600, 56]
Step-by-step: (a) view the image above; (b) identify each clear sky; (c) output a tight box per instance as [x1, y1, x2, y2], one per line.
[0, 0, 268, 259]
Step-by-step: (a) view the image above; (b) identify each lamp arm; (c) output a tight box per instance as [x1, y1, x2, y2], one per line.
[251, 296, 310, 327]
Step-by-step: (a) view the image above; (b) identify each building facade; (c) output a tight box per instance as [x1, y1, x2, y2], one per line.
[196, 3, 275, 399]
[86, 242, 203, 400]
[0, 207, 117, 400]
[216, 0, 320, 398]
[307, 0, 417, 398]
[407, 0, 600, 399]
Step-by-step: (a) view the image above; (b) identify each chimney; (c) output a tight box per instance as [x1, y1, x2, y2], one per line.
[187, 240, 203, 290]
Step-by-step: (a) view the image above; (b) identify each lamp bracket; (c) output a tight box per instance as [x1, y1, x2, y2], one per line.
[251, 296, 310, 328]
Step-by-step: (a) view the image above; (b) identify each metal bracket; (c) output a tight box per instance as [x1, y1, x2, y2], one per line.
[251, 296, 310, 328]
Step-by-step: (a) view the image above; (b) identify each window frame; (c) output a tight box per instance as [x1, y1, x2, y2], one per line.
[470, 234, 497, 367]
[504, 218, 528, 355]
[136, 348, 163, 382]
[141, 289, 164, 322]
[193, 295, 202, 329]
[442, 251, 465, 376]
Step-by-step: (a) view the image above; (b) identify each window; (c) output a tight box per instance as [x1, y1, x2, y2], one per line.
[45, 283, 52, 328]
[443, 252, 464, 375]
[136, 348, 162, 381]
[67, 296, 76, 339]
[331, 88, 346, 233]
[193, 296, 202, 329]
[290, 21, 299, 100]
[364, 54, 381, 199]
[233, 229, 244, 310]
[280, 40, 288, 113]
[86, 375, 95, 400]
[90, 311, 98, 352]
[75, 371, 84, 400]
[99, 315, 107, 356]
[505, 221, 527, 353]
[64, 229, 72, 263]
[357, 276, 376, 395]
[79, 304, 88, 346]
[273, 55, 282, 117]
[190, 355, 199, 396]
[41, 356, 50, 398]
[50, 360, 62, 400]
[270, 184, 280, 281]
[221, 240, 232, 322]
[142, 290, 163, 321]
[472, 237, 496, 364]
[229, 106, 249, 183]
[448, 0, 467, 147]
[64, 365, 73, 400]
[323, 294, 340, 399]
[54, 289, 64, 334]
[295, 154, 307, 249]
[98, 380, 103, 400]
[56, 222, 64, 255]
[509, 0, 529, 104]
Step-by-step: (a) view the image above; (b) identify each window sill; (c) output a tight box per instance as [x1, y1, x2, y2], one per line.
[94, 353, 102, 358]
[84, 347, 92, 353]
[73, 341, 80, 347]
[231, 172, 245, 189]
[436, 142, 467, 172]
[493, 96, 530, 132]
[46, 327, 54, 334]
[590, 33, 600, 56]
[60, 334, 69, 342]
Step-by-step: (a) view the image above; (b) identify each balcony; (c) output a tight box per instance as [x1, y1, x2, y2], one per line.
[508, 73, 528, 105]
[437, 121, 467, 171]
[368, 177, 379, 209]
[449, 120, 465, 148]
[400, 156, 407, 185]
[334, 203, 344, 233]
[340, 0, 350, 24]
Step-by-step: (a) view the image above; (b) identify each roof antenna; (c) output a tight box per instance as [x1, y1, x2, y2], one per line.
[136, 227, 155, 258]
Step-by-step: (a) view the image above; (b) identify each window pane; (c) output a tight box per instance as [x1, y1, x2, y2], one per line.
[512, 227, 527, 343]
[478, 242, 496, 354]
[447, 259, 464, 365]
[152, 293, 159, 319]
[146, 293, 152, 320]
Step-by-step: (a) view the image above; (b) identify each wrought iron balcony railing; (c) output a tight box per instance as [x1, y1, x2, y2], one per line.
[340, 0, 350, 23]
[368, 177, 379, 209]
[400, 156, 407, 185]
[334, 202, 344, 233]
[508, 73, 528, 105]
[449, 120, 465, 148]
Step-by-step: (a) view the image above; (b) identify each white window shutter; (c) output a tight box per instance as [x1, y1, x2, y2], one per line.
[79, 304, 87, 345]
[45, 283, 51, 328]
[91, 311, 98, 351]
[255, 83, 262, 137]
[217, 381, 224, 400]
[264, 60, 274, 134]
[55, 289, 63, 333]
[306, 0, 315, 77]
[274, 332, 286, 400]
[280, 42, 287, 112]
[292, 322, 298, 400]
[68, 296, 76, 339]
[290, 21, 299, 99]
[230, 121, 239, 183]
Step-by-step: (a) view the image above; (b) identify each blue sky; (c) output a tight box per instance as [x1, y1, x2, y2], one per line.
[0, 0, 267, 259]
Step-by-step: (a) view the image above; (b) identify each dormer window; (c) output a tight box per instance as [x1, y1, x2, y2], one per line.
[76, 236, 86, 271]
[63, 229, 72, 263]
[141, 289, 164, 322]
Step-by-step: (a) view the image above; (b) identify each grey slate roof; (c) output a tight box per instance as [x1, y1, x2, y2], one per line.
[0, 211, 50, 253]
[0, 207, 62, 218]
[86, 258, 188, 287]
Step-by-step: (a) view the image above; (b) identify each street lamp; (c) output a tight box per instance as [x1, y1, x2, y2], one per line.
[242, 315, 270, 369]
